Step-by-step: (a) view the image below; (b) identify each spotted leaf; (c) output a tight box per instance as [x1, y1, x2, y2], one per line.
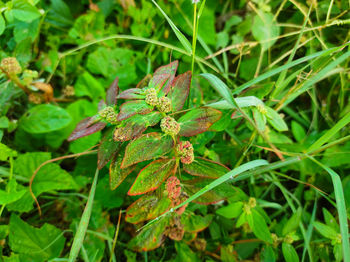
[117, 100, 153, 121]
[183, 157, 230, 179]
[97, 128, 121, 169]
[168, 71, 191, 112]
[109, 153, 135, 190]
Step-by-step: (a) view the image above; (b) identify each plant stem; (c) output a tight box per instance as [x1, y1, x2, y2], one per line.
[191, 3, 198, 75]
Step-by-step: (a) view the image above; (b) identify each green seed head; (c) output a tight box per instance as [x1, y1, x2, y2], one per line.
[145, 88, 158, 106]
[1, 57, 22, 75]
[160, 116, 180, 136]
[158, 96, 172, 113]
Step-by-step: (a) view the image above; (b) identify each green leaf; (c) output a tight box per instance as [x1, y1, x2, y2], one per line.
[183, 157, 230, 179]
[174, 242, 200, 262]
[216, 202, 243, 219]
[128, 158, 177, 195]
[181, 214, 213, 233]
[109, 153, 135, 190]
[168, 71, 191, 112]
[97, 128, 121, 169]
[128, 216, 167, 252]
[19, 104, 72, 134]
[0, 143, 17, 161]
[282, 243, 299, 262]
[247, 209, 272, 243]
[9, 214, 65, 262]
[178, 107, 222, 137]
[117, 100, 153, 121]
[0, 13, 5, 35]
[14, 152, 51, 178]
[69, 131, 101, 154]
[291, 121, 306, 142]
[13, 19, 39, 43]
[314, 222, 339, 240]
[252, 12, 279, 50]
[126, 194, 171, 224]
[0, 116, 9, 129]
[265, 106, 288, 131]
[0, 179, 26, 205]
[121, 132, 174, 168]
[252, 107, 266, 132]
[74, 71, 105, 101]
[262, 245, 276, 262]
[12, 0, 41, 22]
[323, 208, 339, 231]
[283, 207, 302, 236]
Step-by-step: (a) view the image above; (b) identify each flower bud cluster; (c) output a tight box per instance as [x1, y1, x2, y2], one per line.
[177, 141, 194, 164]
[22, 70, 38, 85]
[99, 106, 118, 124]
[28, 93, 43, 104]
[165, 216, 184, 241]
[157, 96, 171, 113]
[257, 104, 267, 115]
[62, 85, 75, 97]
[160, 116, 180, 136]
[145, 88, 159, 106]
[1, 57, 22, 75]
[166, 176, 181, 200]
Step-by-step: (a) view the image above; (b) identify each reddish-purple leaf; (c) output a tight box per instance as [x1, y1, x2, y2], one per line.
[117, 88, 144, 100]
[126, 194, 171, 224]
[117, 100, 153, 121]
[149, 60, 178, 95]
[109, 152, 135, 190]
[98, 99, 107, 111]
[68, 116, 106, 141]
[183, 157, 230, 179]
[114, 112, 162, 142]
[168, 71, 191, 112]
[97, 128, 121, 169]
[121, 132, 174, 168]
[178, 107, 222, 137]
[136, 74, 152, 89]
[128, 158, 177, 195]
[182, 178, 237, 205]
[106, 77, 119, 106]
[128, 216, 168, 252]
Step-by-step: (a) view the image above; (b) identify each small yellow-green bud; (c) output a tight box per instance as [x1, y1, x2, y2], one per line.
[160, 116, 180, 136]
[248, 197, 256, 208]
[257, 104, 267, 115]
[243, 203, 251, 215]
[145, 88, 158, 106]
[284, 234, 294, 244]
[157, 96, 172, 113]
[106, 112, 118, 124]
[28, 93, 43, 104]
[99, 106, 114, 118]
[1, 57, 22, 75]
[62, 85, 75, 97]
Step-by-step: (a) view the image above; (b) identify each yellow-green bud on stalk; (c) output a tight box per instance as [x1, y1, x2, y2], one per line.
[22, 70, 38, 86]
[248, 197, 256, 208]
[145, 88, 158, 106]
[158, 96, 172, 113]
[257, 104, 267, 115]
[106, 112, 118, 125]
[177, 141, 194, 164]
[99, 106, 114, 118]
[1, 57, 22, 75]
[160, 116, 180, 136]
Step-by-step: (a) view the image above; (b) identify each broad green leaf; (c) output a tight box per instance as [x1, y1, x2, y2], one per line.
[46, 0, 74, 27]
[126, 194, 171, 224]
[121, 132, 174, 168]
[252, 12, 279, 50]
[117, 100, 153, 121]
[128, 158, 177, 195]
[0, 14, 5, 35]
[19, 104, 72, 134]
[128, 216, 168, 252]
[216, 202, 243, 219]
[12, 0, 41, 22]
[113, 112, 162, 142]
[247, 209, 272, 243]
[174, 242, 200, 262]
[0, 143, 17, 161]
[168, 71, 191, 112]
[262, 245, 276, 262]
[13, 19, 39, 43]
[74, 71, 105, 101]
[14, 152, 51, 178]
[183, 157, 230, 179]
[9, 214, 65, 262]
[207, 96, 264, 109]
[181, 214, 213, 233]
[69, 131, 101, 154]
[282, 243, 299, 262]
[283, 207, 302, 236]
[314, 222, 339, 240]
[252, 107, 266, 132]
[178, 107, 222, 137]
[0, 180, 26, 205]
[109, 153, 135, 190]
[97, 128, 121, 169]
[323, 208, 339, 231]
[265, 106, 288, 132]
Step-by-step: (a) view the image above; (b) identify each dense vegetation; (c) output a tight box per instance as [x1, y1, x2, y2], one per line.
[0, 0, 350, 261]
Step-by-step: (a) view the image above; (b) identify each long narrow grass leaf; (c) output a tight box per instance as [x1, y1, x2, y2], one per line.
[68, 168, 99, 262]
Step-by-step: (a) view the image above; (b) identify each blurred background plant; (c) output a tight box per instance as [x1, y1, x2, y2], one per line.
[0, 0, 349, 261]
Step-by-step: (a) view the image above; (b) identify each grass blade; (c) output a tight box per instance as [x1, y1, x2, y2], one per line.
[309, 157, 350, 262]
[68, 168, 99, 262]
[307, 111, 350, 152]
[151, 0, 192, 54]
